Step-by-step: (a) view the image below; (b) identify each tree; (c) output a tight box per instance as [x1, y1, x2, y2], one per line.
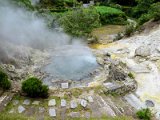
[59, 7, 101, 36]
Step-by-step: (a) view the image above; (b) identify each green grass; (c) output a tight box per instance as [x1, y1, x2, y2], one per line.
[95, 6, 125, 15]
[0, 113, 134, 120]
[70, 88, 83, 98]
[0, 113, 35, 120]
[49, 96, 61, 106]
[68, 115, 134, 120]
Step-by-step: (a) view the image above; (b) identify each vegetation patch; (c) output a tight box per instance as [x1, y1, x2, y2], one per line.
[136, 108, 152, 120]
[59, 7, 101, 36]
[0, 70, 11, 90]
[128, 72, 135, 79]
[95, 6, 127, 25]
[22, 77, 49, 98]
[0, 113, 35, 120]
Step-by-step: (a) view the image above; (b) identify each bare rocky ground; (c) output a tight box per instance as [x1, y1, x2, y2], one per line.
[1, 22, 160, 119]
[0, 87, 136, 120]
[93, 22, 160, 119]
[0, 44, 137, 119]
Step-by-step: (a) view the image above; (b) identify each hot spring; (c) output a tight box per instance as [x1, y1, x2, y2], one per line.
[43, 45, 99, 86]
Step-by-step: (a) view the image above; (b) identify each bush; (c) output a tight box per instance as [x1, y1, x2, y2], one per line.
[149, 2, 160, 21]
[22, 77, 49, 98]
[59, 7, 101, 36]
[12, 0, 34, 10]
[136, 108, 152, 120]
[132, 0, 155, 18]
[138, 14, 152, 25]
[95, 6, 127, 25]
[124, 24, 136, 37]
[110, 0, 136, 6]
[0, 70, 11, 90]
[64, 0, 77, 7]
[138, 2, 160, 25]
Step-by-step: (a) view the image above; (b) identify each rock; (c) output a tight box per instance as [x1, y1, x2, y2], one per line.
[103, 81, 137, 95]
[96, 57, 104, 65]
[39, 107, 45, 113]
[69, 112, 80, 118]
[61, 83, 69, 89]
[9, 108, 15, 113]
[61, 99, 66, 107]
[156, 47, 160, 52]
[49, 108, 56, 117]
[70, 100, 77, 109]
[129, 65, 150, 73]
[23, 99, 30, 105]
[85, 112, 91, 119]
[135, 46, 151, 57]
[13, 100, 19, 105]
[32, 101, 40, 105]
[103, 82, 122, 91]
[48, 99, 56, 106]
[88, 96, 94, 103]
[18, 105, 26, 113]
[80, 99, 87, 107]
[108, 64, 127, 81]
[145, 100, 155, 107]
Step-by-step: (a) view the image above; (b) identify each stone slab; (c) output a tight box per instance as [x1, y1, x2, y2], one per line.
[32, 101, 40, 105]
[49, 108, 56, 117]
[23, 99, 30, 105]
[18, 105, 26, 113]
[48, 99, 56, 106]
[61, 83, 69, 89]
[81, 99, 87, 107]
[61, 99, 66, 107]
[88, 96, 94, 103]
[70, 100, 77, 109]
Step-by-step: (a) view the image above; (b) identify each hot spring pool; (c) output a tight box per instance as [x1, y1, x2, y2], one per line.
[43, 45, 99, 86]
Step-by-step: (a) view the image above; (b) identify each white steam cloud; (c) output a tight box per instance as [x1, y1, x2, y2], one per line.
[0, 0, 72, 62]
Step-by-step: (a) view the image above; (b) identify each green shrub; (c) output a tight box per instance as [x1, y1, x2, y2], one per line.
[12, 0, 34, 10]
[110, 0, 136, 6]
[22, 77, 49, 98]
[128, 72, 135, 79]
[95, 6, 127, 25]
[124, 24, 136, 37]
[64, 0, 77, 7]
[138, 14, 152, 25]
[0, 70, 11, 90]
[138, 2, 160, 25]
[136, 108, 152, 120]
[132, 0, 155, 18]
[59, 7, 101, 36]
[149, 2, 160, 21]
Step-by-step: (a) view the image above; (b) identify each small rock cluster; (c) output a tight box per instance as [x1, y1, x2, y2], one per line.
[95, 52, 137, 95]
